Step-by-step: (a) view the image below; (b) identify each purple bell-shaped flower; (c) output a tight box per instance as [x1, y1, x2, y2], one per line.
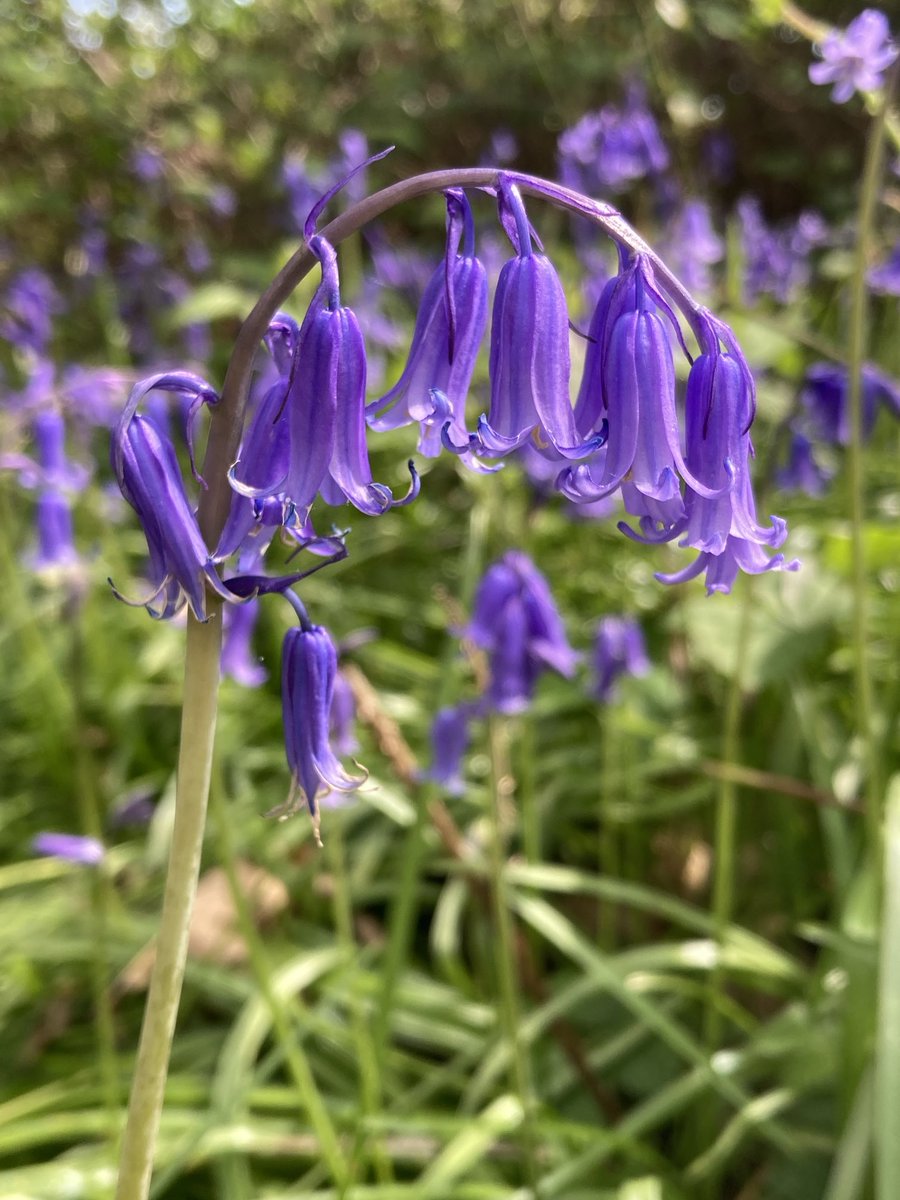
[366, 189, 488, 461]
[279, 607, 364, 839]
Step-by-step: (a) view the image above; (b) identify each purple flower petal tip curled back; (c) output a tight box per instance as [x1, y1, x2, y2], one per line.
[613, 311, 798, 593]
[33, 833, 104, 866]
[232, 242, 418, 525]
[444, 178, 602, 464]
[367, 189, 488, 461]
[592, 616, 650, 703]
[560, 255, 715, 512]
[468, 551, 577, 714]
[426, 704, 475, 795]
[111, 372, 234, 621]
[809, 9, 897, 103]
[279, 619, 365, 841]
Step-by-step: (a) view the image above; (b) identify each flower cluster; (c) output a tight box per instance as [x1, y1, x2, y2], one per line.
[107, 162, 796, 826]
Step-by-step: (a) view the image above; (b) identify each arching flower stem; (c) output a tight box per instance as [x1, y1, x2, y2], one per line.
[201, 168, 706, 547]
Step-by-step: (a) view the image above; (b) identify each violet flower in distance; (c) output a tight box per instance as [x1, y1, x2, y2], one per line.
[467, 551, 578, 713]
[809, 9, 897, 103]
[33, 833, 104, 866]
[592, 616, 650, 703]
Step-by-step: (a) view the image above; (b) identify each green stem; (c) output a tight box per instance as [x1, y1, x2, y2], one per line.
[847, 80, 893, 858]
[114, 609, 223, 1200]
[486, 716, 540, 1192]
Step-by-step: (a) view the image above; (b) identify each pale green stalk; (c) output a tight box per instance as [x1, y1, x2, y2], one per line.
[846, 79, 893, 855]
[114, 609, 223, 1200]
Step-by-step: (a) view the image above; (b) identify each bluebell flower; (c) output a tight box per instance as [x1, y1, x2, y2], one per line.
[1, 269, 63, 355]
[279, 611, 364, 838]
[31, 487, 79, 571]
[110, 372, 235, 620]
[426, 704, 475, 795]
[801, 361, 900, 445]
[869, 244, 900, 295]
[592, 616, 650, 703]
[737, 198, 828, 305]
[662, 199, 723, 296]
[776, 432, 832, 496]
[618, 313, 799, 594]
[560, 256, 723, 511]
[809, 9, 897, 102]
[367, 189, 488, 460]
[467, 551, 577, 713]
[33, 832, 104, 866]
[329, 668, 359, 756]
[558, 82, 669, 194]
[231, 237, 418, 525]
[444, 178, 601, 462]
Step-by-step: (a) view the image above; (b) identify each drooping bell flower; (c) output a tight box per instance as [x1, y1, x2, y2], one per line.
[592, 616, 650, 703]
[426, 704, 476, 795]
[625, 313, 799, 593]
[230, 234, 418, 525]
[559, 256, 722, 514]
[467, 551, 577, 714]
[776, 432, 832, 496]
[110, 372, 235, 620]
[800, 361, 900, 446]
[279, 601, 364, 839]
[366, 189, 488, 460]
[443, 177, 601, 462]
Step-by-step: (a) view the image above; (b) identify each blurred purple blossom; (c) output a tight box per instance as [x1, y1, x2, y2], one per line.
[426, 704, 475, 795]
[809, 9, 897, 103]
[663, 199, 723, 295]
[221, 598, 268, 687]
[1, 269, 63, 355]
[558, 82, 669, 194]
[800, 361, 900, 444]
[130, 145, 165, 183]
[776, 432, 832, 496]
[467, 551, 578, 714]
[592, 616, 650, 703]
[33, 833, 104, 866]
[737, 198, 828, 304]
[869, 244, 900, 295]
